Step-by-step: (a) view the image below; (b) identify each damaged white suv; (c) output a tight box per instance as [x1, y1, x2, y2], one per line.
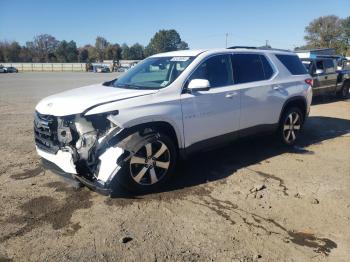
[35, 47, 312, 195]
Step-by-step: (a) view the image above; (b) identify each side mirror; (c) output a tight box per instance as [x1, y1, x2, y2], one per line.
[187, 79, 210, 92]
[315, 69, 324, 75]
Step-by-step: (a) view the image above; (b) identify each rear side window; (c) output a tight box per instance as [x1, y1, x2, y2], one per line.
[231, 54, 266, 84]
[276, 54, 307, 75]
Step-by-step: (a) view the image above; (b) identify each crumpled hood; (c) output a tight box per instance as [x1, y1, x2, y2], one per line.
[35, 83, 157, 116]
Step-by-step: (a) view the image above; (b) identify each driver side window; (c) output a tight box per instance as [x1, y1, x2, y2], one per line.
[189, 55, 233, 88]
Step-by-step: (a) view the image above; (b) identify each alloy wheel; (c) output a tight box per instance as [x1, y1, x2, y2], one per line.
[129, 140, 170, 186]
[283, 112, 301, 144]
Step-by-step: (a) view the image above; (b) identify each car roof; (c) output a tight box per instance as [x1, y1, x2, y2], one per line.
[151, 49, 207, 57]
[150, 48, 293, 58]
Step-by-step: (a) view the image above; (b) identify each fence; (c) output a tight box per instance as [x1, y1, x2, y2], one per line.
[0, 63, 87, 72]
[1, 60, 141, 72]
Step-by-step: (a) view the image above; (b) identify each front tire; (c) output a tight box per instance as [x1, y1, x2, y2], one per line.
[278, 107, 303, 146]
[111, 132, 177, 194]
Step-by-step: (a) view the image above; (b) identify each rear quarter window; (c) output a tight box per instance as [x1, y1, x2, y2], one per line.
[260, 55, 274, 79]
[276, 54, 307, 75]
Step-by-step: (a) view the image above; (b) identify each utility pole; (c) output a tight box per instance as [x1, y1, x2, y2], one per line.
[265, 40, 269, 47]
[225, 33, 228, 48]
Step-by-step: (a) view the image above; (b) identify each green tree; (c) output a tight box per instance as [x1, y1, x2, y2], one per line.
[144, 29, 189, 56]
[55, 40, 78, 62]
[85, 44, 98, 62]
[304, 15, 343, 52]
[19, 47, 33, 62]
[105, 43, 122, 60]
[178, 41, 189, 50]
[0, 47, 4, 62]
[0, 41, 22, 62]
[341, 16, 350, 56]
[95, 36, 109, 61]
[121, 43, 130, 59]
[78, 48, 89, 62]
[128, 43, 144, 60]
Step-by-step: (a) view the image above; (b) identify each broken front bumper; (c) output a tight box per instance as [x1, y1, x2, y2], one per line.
[40, 158, 112, 196]
[36, 146, 124, 195]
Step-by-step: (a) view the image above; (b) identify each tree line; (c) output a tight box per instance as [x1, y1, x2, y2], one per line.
[1, 15, 349, 63]
[0, 29, 188, 63]
[295, 15, 350, 56]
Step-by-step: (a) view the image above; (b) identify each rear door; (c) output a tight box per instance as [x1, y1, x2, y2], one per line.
[232, 53, 282, 130]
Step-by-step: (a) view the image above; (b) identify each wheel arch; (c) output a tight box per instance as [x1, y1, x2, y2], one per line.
[133, 121, 180, 149]
[278, 96, 307, 124]
[119, 120, 182, 151]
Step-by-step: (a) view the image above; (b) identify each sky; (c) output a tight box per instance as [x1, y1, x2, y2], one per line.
[0, 0, 349, 50]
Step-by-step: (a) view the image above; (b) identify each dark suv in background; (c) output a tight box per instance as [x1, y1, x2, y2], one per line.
[301, 58, 350, 98]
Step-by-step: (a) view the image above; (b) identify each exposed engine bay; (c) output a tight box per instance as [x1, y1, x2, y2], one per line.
[34, 111, 158, 192]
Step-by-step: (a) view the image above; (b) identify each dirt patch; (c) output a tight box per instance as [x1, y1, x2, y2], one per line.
[249, 169, 289, 196]
[63, 222, 82, 236]
[0, 254, 13, 262]
[10, 166, 44, 180]
[288, 231, 337, 256]
[0, 183, 92, 243]
[192, 193, 337, 256]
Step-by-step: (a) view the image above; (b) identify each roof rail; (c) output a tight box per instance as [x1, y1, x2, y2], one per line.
[258, 47, 292, 52]
[227, 46, 292, 52]
[227, 46, 257, 49]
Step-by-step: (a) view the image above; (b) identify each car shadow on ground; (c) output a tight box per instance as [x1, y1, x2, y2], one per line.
[312, 95, 349, 105]
[111, 116, 350, 198]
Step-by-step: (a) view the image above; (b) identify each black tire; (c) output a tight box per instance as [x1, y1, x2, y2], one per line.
[110, 131, 177, 194]
[278, 107, 304, 146]
[337, 82, 350, 99]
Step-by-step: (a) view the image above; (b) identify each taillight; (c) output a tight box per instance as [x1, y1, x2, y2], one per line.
[305, 78, 313, 86]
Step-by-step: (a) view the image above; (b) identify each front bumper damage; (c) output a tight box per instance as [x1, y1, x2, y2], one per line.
[40, 158, 113, 195]
[37, 145, 123, 195]
[34, 111, 158, 195]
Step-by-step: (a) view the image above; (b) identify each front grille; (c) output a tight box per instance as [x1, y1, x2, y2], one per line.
[34, 112, 59, 154]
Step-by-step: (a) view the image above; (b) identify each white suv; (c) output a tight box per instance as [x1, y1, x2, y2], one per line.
[34, 47, 312, 194]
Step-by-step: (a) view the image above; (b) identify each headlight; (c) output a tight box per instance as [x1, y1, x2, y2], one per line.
[77, 131, 97, 149]
[57, 117, 73, 144]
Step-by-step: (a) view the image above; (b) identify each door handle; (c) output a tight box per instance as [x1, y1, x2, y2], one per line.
[273, 85, 282, 90]
[225, 92, 238, 99]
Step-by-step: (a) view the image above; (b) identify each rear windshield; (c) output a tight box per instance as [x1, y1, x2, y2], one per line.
[276, 54, 308, 75]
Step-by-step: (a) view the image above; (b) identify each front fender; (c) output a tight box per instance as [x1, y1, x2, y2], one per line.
[108, 115, 184, 149]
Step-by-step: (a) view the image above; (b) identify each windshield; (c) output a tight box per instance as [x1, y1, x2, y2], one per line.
[112, 56, 195, 89]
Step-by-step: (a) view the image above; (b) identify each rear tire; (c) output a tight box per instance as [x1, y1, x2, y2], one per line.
[110, 131, 177, 194]
[278, 107, 304, 146]
[337, 82, 350, 99]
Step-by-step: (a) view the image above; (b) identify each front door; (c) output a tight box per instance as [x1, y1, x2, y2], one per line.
[313, 60, 337, 95]
[180, 54, 240, 149]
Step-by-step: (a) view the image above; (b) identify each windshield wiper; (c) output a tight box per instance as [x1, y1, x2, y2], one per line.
[115, 83, 142, 89]
[103, 79, 117, 86]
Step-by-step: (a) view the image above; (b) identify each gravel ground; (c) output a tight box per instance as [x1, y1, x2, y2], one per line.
[0, 72, 349, 262]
